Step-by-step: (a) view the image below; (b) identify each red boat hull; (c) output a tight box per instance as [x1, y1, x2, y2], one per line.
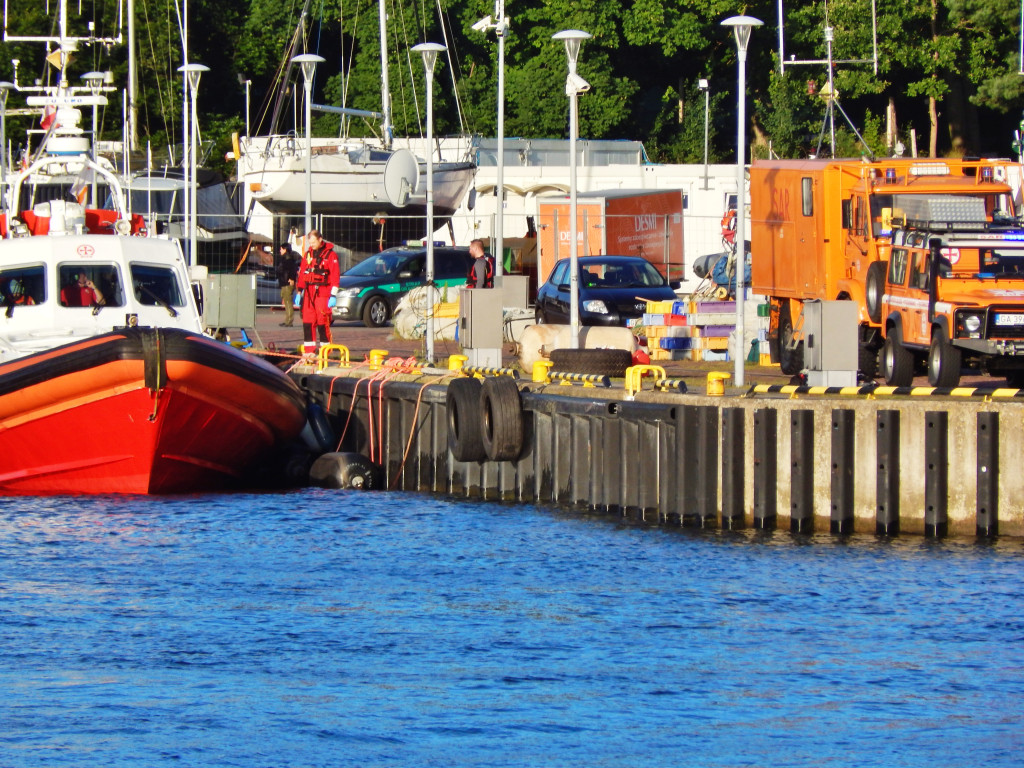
[0, 328, 307, 494]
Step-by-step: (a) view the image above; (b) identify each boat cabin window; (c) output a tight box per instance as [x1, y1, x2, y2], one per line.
[0, 265, 45, 307]
[58, 264, 123, 307]
[130, 264, 186, 307]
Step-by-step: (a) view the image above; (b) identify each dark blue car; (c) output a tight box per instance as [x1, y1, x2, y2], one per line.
[534, 255, 679, 326]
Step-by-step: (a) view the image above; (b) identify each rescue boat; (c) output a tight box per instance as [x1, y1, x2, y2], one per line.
[0, 155, 307, 495]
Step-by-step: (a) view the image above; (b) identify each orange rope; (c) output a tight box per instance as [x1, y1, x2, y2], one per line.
[388, 373, 458, 489]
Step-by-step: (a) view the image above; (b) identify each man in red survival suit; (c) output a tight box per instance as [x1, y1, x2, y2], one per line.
[295, 229, 340, 357]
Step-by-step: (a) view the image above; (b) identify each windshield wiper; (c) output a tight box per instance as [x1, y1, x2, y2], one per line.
[139, 285, 178, 317]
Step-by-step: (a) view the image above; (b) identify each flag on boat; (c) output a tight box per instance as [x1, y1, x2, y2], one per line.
[39, 105, 57, 130]
[71, 167, 95, 204]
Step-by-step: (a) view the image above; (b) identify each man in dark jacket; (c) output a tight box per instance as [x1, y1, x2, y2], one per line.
[277, 242, 300, 326]
[466, 238, 495, 289]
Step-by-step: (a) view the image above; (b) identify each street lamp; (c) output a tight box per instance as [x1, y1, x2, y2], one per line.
[698, 78, 710, 190]
[178, 63, 208, 266]
[82, 71, 105, 207]
[413, 42, 446, 365]
[292, 53, 325, 237]
[553, 29, 592, 349]
[473, 4, 509, 282]
[721, 15, 762, 387]
[0, 81, 13, 210]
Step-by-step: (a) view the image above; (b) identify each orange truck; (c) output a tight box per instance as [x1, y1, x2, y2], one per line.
[749, 157, 1019, 381]
[537, 189, 685, 285]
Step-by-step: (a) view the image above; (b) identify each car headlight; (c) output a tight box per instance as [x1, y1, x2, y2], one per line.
[582, 299, 609, 314]
[339, 287, 360, 298]
[965, 315, 982, 333]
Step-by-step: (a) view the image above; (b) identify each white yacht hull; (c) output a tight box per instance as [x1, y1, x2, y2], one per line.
[240, 145, 475, 218]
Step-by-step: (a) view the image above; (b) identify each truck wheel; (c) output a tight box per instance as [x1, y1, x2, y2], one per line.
[534, 307, 546, 324]
[881, 332, 914, 386]
[866, 261, 887, 324]
[858, 343, 879, 380]
[362, 295, 390, 327]
[927, 327, 962, 387]
[778, 302, 804, 376]
[1004, 371, 1024, 388]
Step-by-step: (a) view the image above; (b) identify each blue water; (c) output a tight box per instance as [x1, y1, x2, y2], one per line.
[1, 492, 1022, 767]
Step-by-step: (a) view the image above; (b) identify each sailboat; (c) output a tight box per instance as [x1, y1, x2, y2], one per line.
[237, 0, 476, 251]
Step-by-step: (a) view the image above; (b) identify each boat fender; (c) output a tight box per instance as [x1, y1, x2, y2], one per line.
[446, 377, 486, 462]
[301, 403, 336, 454]
[480, 376, 524, 462]
[309, 452, 377, 490]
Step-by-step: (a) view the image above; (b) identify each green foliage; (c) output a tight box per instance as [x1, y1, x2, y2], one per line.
[0, 0, 1023, 176]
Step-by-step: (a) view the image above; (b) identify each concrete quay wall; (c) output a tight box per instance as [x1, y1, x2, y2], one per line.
[296, 369, 1024, 538]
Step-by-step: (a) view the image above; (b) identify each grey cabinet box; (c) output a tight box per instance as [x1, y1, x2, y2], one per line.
[202, 274, 257, 328]
[803, 299, 858, 386]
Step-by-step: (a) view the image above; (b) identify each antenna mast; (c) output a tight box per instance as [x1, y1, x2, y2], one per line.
[776, 0, 878, 157]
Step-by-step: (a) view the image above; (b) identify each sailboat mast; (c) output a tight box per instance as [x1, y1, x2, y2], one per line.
[128, 0, 137, 151]
[379, 0, 393, 149]
[268, 0, 313, 136]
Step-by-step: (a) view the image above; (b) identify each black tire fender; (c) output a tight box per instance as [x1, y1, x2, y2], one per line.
[446, 377, 486, 462]
[549, 348, 633, 378]
[304, 402, 335, 454]
[480, 376, 524, 462]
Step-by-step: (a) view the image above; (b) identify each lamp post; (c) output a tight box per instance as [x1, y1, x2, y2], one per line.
[178, 63, 208, 266]
[698, 78, 710, 190]
[292, 54, 325, 237]
[82, 71, 105, 207]
[721, 15, 762, 388]
[473, 3, 509, 282]
[553, 29, 592, 349]
[413, 42, 446, 365]
[0, 81, 13, 211]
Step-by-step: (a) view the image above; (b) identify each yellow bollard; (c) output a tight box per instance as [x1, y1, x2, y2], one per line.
[532, 360, 553, 383]
[707, 371, 730, 396]
[625, 364, 666, 396]
[316, 343, 351, 371]
[368, 348, 389, 370]
[448, 354, 467, 371]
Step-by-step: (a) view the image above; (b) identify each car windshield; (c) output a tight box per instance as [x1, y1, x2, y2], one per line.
[580, 261, 666, 288]
[346, 252, 409, 278]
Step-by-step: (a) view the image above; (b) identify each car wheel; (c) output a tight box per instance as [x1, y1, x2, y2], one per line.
[362, 295, 390, 327]
[534, 306, 546, 324]
[927, 327, 962, 387]
[881, 331, 914, 386]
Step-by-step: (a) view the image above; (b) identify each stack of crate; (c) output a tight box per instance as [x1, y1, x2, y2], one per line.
[637, 299, 773, 363]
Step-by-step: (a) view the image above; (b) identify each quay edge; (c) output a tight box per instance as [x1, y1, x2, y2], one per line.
[292, 365, 1024, 539]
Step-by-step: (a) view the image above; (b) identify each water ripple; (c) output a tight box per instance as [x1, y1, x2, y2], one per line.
[0, 492, 1022, 766]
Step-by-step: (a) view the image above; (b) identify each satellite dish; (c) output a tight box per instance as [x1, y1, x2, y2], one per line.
[383, 149, 419, 207]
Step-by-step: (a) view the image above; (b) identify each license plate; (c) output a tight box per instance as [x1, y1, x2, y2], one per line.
[995, 313, 1024, 325]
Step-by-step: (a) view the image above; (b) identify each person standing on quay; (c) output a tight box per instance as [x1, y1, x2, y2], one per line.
[466, 238, 495, 289]
[277, 242, 299, 327]
[295, 230, 340, 357]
